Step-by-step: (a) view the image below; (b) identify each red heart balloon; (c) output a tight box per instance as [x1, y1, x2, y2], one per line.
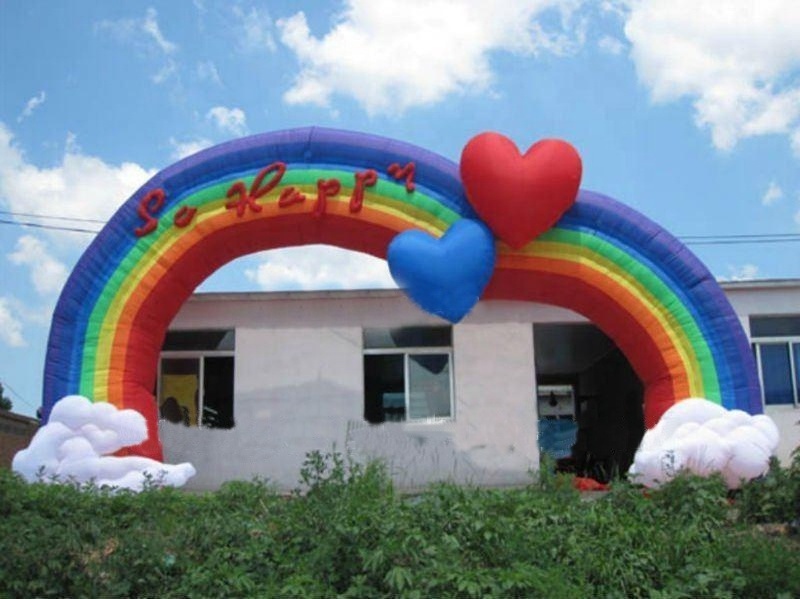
[460, 132, 582, 249]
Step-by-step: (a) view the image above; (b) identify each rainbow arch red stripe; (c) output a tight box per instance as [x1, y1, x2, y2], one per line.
[42, 127, 761, 460]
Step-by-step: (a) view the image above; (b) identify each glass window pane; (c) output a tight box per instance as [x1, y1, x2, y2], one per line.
[159, 358, 199, 426]
[794, 344, 800, 402]
[364, 354, 405, 423]
[761, 343, 794, 405]
[750, 316, 800, 337]
[202, 357, 235, 429]
[408, 354, 451, 420]
[539, 419, 578, 460]
[364, 327, 451, 349]
[163, 330, 235, 351]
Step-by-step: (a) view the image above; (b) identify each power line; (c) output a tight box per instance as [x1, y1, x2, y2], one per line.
[684, 238, 800, 246]
[0, 210, 798, 245]
[0, 209, 106, 224]
[680, 233, 800, 239]
[0, 378, 38, 413]
[0, 219, 100, 235]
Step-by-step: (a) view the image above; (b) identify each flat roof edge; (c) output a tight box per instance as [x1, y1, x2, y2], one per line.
[187, 278, 800, 302]
[188, 288, 406, 302]
[718, 278, 800, 291]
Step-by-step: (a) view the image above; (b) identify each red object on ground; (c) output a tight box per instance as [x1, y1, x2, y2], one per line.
[573, 476, 610, 492]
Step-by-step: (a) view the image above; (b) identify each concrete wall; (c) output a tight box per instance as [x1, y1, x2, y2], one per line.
[725, 280, 800, 464]
[764, 405, 800, 465]
[162, 292, 580, 491]
[724, 280, 800, 327]
[160, 282, 800, 490]
[162, 326, 363, 489]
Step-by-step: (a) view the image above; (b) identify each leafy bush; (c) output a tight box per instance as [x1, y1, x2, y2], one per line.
[736, 450, 800, 525]
[1, 453, 799, 598]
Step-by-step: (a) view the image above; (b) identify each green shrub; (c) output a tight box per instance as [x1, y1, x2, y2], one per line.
[723, 531, 800, 598]
[1, 453, 799, 598]
[737, 451, 800, 525]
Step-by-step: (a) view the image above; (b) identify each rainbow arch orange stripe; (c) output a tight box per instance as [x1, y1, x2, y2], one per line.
[43, 127, 761, 459]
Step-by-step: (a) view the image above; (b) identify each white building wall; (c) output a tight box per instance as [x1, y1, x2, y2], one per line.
[160, 282, 800, 490]
[724, 280, 800, 464]
[161, 292, 578, 490]
[451, 323, 539, 480]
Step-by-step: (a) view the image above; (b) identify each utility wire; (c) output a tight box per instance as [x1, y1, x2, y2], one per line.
[0, 219, 100, 235]
[0, 209, 106, 224]
[683, 238, 800, 246]
[0, 378, 38, 413]
[0, 211, 799, 244]
[681, 233, 800, 239]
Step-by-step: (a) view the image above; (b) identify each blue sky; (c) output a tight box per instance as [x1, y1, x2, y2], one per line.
[1, 0, 799, 417]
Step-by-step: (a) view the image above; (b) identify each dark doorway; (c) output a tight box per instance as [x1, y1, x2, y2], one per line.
[534, 323, 644, 482]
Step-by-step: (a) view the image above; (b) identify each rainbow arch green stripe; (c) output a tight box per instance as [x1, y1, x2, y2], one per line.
[42, 127, 761, 460]
[533, 225, 719, 399]
[80, 167, 461, 401]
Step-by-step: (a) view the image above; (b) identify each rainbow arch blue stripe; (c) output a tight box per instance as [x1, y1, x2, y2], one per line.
[41, 127, 761, 460]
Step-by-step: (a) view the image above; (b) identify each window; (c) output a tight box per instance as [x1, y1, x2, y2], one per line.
[158, 330, 235, 428]
[751, 316, 800, 337]
[363, 327, 453, 423]
[751, 316, 800, 407]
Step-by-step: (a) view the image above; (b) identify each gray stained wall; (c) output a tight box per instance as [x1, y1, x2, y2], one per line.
[160, 292, 580, 491]
[161, 282, 800, 491]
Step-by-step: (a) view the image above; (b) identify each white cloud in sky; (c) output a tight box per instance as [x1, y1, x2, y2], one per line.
[598, 35, 624, 55]
[792, 128, 800, 157]
[196, 60, 222, 85]
[623, 0, 800, 152]
[277, 0, 585, 115]
[600, 0, 628, 17]
[761, 181, 784, 206]
[0, 298, 25, 348]
[141, 7, 177, 54]
[17, 91, 46, 122]
[206, 106, 248, 136]
[169, 137, 213, 160]
[96, 7, 178, 84]
[8, 236, 69, 296]
[721, 263, 760, 281]
[233, 5, 277, 53]
[96, 7, 177, 55]
[0, 122, 155, 236]
[152, 62, 178, 84]
[6, 297, 52, 328]
[244, 245, 396, 291]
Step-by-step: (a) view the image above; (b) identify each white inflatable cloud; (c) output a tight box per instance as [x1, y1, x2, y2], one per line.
[629, 398, 779, 489]
[13, 395, 196, 491]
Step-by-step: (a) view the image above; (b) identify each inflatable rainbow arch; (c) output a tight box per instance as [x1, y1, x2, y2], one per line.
[43, 127, 761, 459]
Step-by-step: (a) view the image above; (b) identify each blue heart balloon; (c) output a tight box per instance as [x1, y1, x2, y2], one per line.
[387, 218, 496, 323]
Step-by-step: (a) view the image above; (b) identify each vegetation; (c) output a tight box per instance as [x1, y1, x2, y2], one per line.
[0, 382, 12, 411]
[1, 449, 798, 598]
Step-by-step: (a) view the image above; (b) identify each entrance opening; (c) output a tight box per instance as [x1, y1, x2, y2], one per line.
[535, 323, 644, 482]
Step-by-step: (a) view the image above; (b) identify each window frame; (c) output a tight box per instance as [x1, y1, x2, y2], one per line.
[363, 345, 456, 424]
[752, 335, 800, 408]
[158, 348, 235, 427]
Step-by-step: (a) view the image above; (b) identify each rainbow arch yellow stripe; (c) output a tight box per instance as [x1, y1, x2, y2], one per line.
[43, 127, 761, 459]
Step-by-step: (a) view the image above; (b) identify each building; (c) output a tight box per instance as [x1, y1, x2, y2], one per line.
[157, 278, 800, 491]
[0, 410, 39, 469]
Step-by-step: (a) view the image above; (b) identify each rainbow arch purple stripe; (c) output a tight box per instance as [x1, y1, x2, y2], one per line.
[42, 127, 761, 460]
